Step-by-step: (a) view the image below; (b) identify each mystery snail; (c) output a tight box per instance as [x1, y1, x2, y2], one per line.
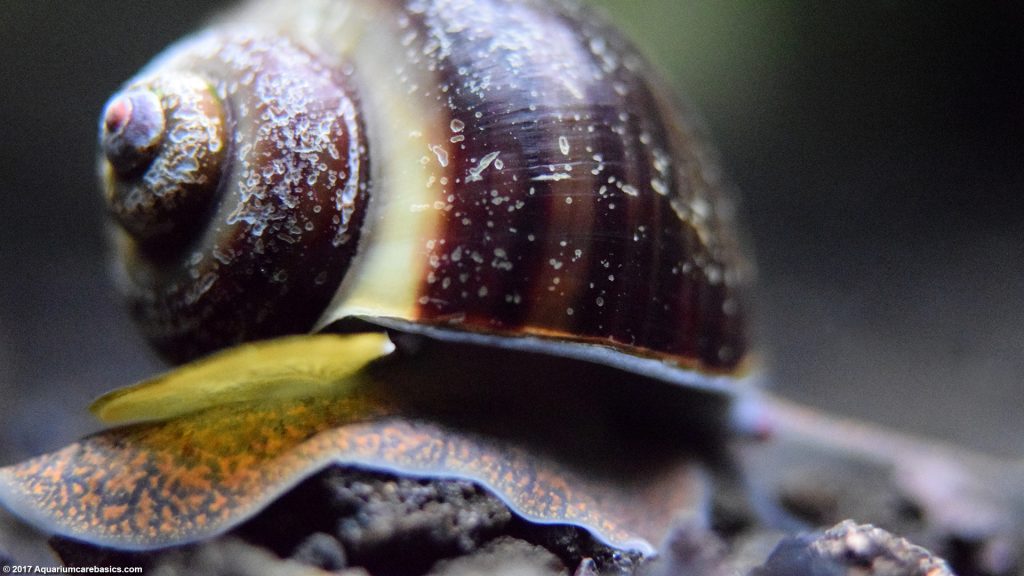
[1, 0, 764, 567]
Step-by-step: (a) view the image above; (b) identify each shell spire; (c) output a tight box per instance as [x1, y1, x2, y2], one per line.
[99, 30, 369, 362]
[101, 74, 228, 245]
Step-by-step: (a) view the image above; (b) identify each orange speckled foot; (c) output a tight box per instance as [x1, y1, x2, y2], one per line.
[0, 336, 708, 556]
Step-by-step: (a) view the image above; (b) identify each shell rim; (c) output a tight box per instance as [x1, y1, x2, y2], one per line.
[349, 316, 760, 396]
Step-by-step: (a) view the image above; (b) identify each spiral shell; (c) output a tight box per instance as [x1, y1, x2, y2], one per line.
[100, 0, 752, 387]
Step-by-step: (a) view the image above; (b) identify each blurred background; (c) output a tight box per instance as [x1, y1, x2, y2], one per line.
[0, 1, 1020, 465]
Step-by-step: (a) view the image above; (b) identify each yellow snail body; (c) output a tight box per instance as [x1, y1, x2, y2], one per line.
[0, 0, 758, 563]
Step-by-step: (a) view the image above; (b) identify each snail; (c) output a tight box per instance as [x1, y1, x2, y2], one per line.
[0, 0, 761, 567]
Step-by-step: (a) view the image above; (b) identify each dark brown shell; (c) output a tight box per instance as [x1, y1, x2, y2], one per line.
[100, 0, 753, 389]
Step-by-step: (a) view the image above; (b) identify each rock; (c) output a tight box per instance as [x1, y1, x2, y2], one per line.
[291, 532, 348, 571]
[637, 518, 729, 576]
[425, 537, 568, 576]
[747, 396, 1024, 575]
[238, 467, 514, 574]
[149, 538, 364, 576]
[324, 470, 512, 558]
[573, 558, 599, 576]
[752, 520, 954, 576]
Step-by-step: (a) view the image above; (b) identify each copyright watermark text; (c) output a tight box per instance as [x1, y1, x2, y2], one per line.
[3, 567, 142, 574]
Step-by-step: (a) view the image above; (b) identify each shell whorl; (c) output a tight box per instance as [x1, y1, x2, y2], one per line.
[100, 30, 368, 361]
